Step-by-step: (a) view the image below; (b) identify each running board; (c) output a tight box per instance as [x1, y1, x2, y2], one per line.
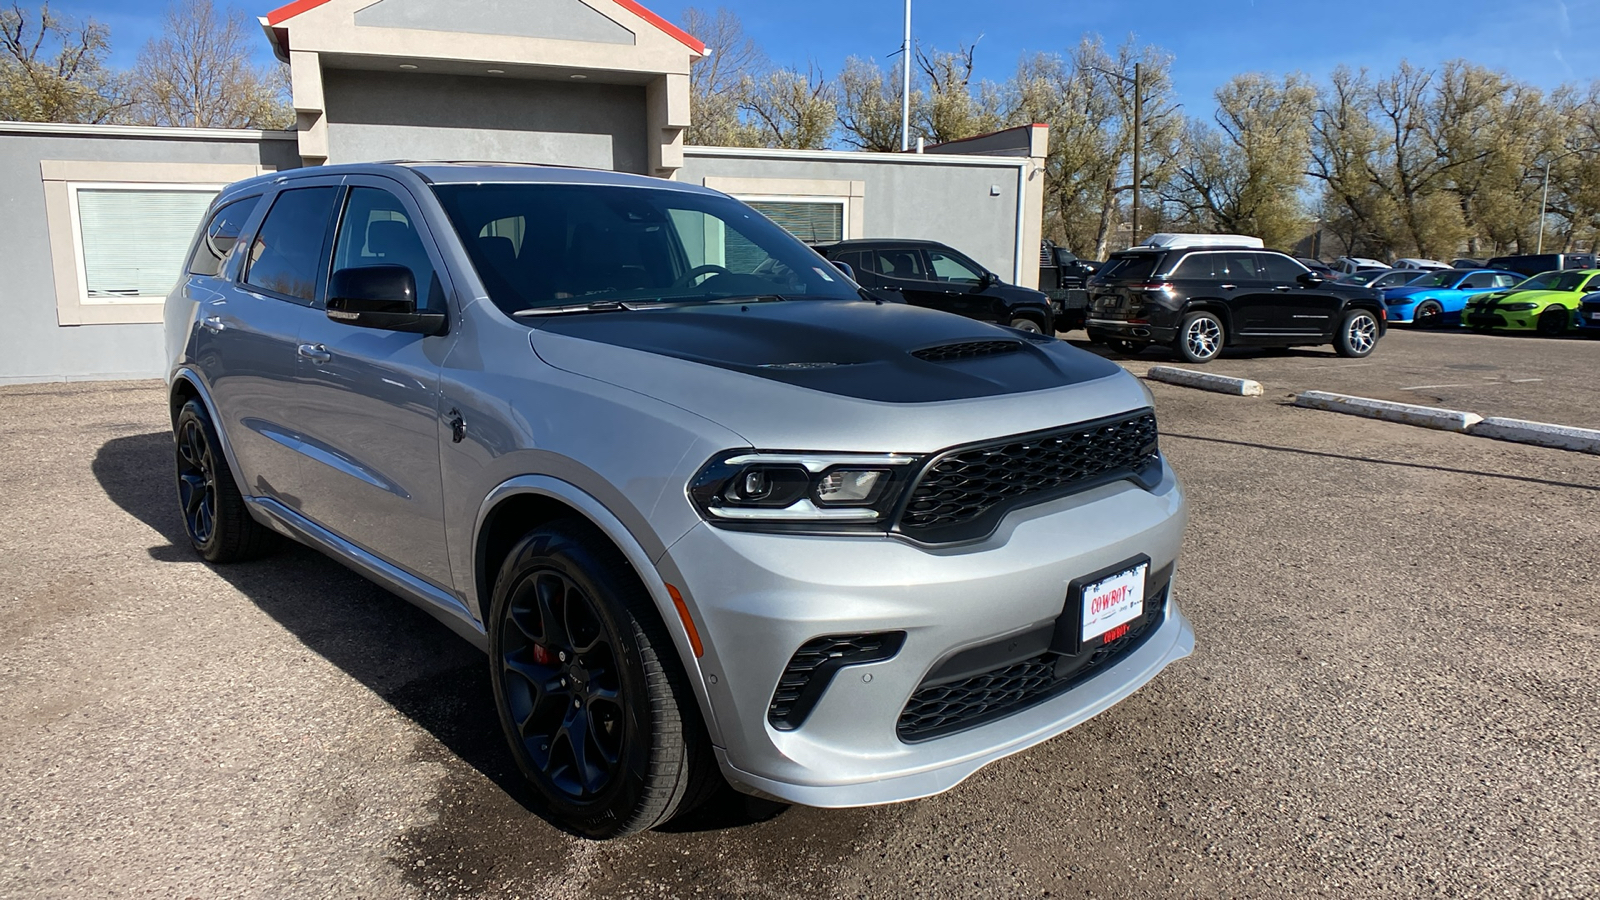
[244, 496, 489, 652]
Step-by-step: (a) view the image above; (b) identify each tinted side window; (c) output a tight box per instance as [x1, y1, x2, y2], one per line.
[1171, 253, 1218, 279]
[1225, 253, 1264, 279]
[928, 249, 983, 282]
[875, 248, 926, 279]
[1492, 274, 1518, 288]
[1097, 254, 1159, 281]
[245, 187, 339, 304]
[332, 187, 437, 308]
[1459, 274, 1487, 289]
[187, 195, 260, 277]
[1258, 254, 1307, 282]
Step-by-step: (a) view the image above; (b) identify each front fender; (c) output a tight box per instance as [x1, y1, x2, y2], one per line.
[473, 475, 725, 746]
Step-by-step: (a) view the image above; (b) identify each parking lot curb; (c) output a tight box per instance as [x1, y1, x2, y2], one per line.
[1146, 366, 1264, 396]
[1468, 417, 1600, 455]
[1293, 391, 1483, 432]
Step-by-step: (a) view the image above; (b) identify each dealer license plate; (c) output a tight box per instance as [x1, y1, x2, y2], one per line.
[1080, 563, 1147, 643]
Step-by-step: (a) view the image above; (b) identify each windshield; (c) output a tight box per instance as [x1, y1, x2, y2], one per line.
[430, 183, 859, 315]
[1414, 270, 1467, 288]
[1095, 254, 1159, 281]
[1510, 271, 1582, 292]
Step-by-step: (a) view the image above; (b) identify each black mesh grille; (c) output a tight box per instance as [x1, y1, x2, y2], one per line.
[897, 595, 1165, 742]
[911, 340, 1025, 362]
[768, 632, 905, 731]
[897, 412, 1159, 542]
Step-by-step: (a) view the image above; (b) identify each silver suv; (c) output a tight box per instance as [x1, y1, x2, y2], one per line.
[164, 163, 1194, 837]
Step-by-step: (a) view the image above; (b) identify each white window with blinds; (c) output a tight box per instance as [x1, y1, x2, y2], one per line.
[67, 183, 221, 303]
[740, 197, 848, 245]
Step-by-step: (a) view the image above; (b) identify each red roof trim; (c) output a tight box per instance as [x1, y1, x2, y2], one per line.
[265, 0, 329, 26]
[264, 0, 704, 54]
[612, 0, 705, 54]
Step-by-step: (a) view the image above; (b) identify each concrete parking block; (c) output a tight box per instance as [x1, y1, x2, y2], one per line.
[1468, 417, 1600, 454]
[1146, 366, 1264, 396]
[1294, 390, 1483, 432]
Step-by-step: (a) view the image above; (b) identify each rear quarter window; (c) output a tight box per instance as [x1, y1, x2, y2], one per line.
[187, 195, 261, 277]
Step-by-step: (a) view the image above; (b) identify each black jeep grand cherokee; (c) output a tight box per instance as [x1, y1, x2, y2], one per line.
[1086, 244, 1386, 363]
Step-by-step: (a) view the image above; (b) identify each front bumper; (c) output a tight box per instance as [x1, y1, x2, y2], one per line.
[657, 459, 1191, 808]
[1465, 311, 1532, 330]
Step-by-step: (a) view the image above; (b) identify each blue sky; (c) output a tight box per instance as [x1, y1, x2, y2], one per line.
[51, 0, 1600, 108]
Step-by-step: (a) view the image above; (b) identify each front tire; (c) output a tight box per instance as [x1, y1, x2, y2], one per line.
[1173, 311, 1225, 363]
[1335, 309, 1380, 358]
[1009, 317, 1044, 334]
[173, 399, 277, 563]
[488, 522, 716, 838]
[1413, 301, 1443, 329]
[1536, 305, 1569, 336]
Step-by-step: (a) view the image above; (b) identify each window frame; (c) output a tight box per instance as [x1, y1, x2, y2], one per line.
[736, 195, 849, 245]
[41, 159, 272, 326]
[65, 180, 226, 306]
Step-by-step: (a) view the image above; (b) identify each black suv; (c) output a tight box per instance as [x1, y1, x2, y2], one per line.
[815, 239, 1056, 333]
[1085, 244, 1386, 363]
[1484, 252, 1598, 278]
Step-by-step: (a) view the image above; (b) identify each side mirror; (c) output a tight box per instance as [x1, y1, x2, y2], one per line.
[830, 259, 856, 281]
[1296, 271, 1325, 287]
[327, 265, 446, 335]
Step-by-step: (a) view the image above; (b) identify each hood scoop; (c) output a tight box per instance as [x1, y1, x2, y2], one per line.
[911, 340, 1025, 363]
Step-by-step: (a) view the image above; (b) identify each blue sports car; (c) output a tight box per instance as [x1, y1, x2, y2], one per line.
[1382, 268, 1523, 327]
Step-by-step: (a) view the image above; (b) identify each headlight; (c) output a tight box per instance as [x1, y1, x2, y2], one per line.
[689, 450, 921, 532]
[1502, 302, 1538, 311]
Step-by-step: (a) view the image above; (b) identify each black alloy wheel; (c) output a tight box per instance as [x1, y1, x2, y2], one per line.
[172, 398, 276, 563]
[489, 523, 716, 838]
[1536, 305, 1569, 336]
[1413, 300, 1443, 329]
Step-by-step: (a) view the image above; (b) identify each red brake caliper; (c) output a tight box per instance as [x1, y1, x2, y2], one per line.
[532, 643, 554, 665]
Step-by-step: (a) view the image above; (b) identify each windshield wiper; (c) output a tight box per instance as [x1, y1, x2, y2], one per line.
[513, 300, 634, 317]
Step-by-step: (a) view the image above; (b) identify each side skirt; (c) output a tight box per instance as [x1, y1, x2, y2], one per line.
[245, 496, 489, 652]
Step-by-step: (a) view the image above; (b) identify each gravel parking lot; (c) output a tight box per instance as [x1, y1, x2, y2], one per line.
[2, 329, 1597, 898]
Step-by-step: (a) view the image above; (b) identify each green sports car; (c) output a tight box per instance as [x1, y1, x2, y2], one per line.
[1464, 269, 1600, 335]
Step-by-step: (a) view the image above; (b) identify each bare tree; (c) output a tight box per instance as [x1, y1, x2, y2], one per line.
[0, 1, 127, 122]
[128, 0, 290, 129]
[681, 6, 764, 147]
[915, 43, 1001, 144]
[741, 64, 835, 150]
[836, 56, 906, 151]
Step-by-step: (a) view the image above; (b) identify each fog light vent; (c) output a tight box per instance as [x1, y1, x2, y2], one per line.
[768, 632, 906, 731]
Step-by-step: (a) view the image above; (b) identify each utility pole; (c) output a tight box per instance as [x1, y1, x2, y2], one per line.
[1132, 62, 1142, 246]
[900, 0, 912, 152]
[1537, 157, 1551, 255]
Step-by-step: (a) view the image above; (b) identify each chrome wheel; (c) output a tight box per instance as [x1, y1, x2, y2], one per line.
[1345, 313, 1377, 354]
[499, 568, 626, 801]
[1184, 316, 1223, 360]
[175, 418, 217, 546]
[1009, 317, 1043, 334]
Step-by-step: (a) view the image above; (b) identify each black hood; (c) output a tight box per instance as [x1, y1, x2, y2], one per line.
[529, 299, 1120, 403]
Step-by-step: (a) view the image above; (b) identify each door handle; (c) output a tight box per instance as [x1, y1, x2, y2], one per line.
[297, 342, 332, 364]
[1274, 285, 1293, 292]
[201, 315, 225, 333]
[880, 285, 903, 292]
[1219, 284, 1237, 290]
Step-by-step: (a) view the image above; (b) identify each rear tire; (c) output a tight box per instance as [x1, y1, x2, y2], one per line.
[1536, 305, 1569, 336]
[1173, 311, 1225, 364]
[173, 399, 277, 563]
[1335, 309, 1380, 358]
[488, 521, 717, 838]
[1413, 301, 1443, 329]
